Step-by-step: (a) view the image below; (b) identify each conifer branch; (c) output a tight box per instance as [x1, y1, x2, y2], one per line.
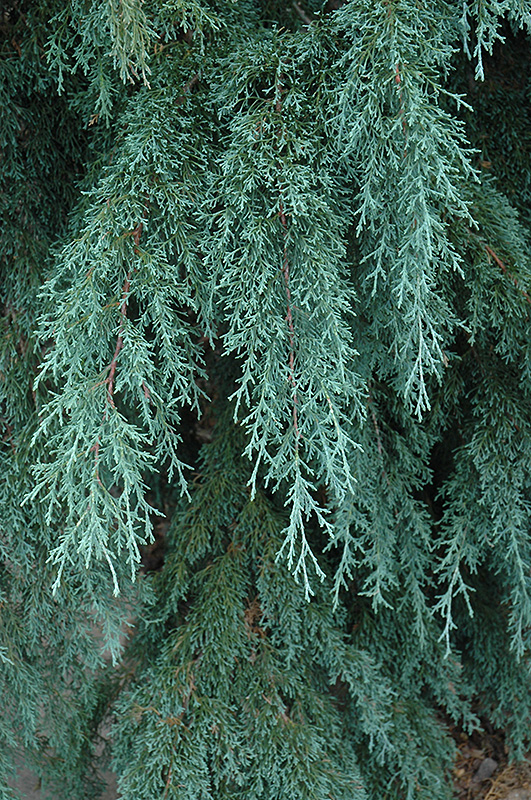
[6, 6, 531, 796]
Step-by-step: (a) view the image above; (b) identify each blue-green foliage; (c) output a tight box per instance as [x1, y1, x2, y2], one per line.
[2, 1, 531, 798]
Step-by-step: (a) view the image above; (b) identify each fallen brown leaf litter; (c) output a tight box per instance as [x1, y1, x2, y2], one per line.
[453, 728, 531, 800]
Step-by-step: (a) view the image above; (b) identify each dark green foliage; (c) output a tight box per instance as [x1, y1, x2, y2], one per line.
[2, 1, 531, 798]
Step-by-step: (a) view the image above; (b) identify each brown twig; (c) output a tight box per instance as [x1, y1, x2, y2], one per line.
[90, 268, 132, 479]
[161, 765, 173, 800]
[175, 72, 200, 108]
[1, 419, 16, 454]
[484, 244, 531, 305]
[368, 393, 390, 488]
[292, 1, 312, 24]
[279, 198, 300, 446]
[106, 270, 132, 408]
[394, 64, 408, 149]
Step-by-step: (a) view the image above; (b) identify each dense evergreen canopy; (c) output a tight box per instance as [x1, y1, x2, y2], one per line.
[2, 1, 531, 798]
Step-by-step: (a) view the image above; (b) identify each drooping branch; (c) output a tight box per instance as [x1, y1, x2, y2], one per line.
[275, 74, 301, 452]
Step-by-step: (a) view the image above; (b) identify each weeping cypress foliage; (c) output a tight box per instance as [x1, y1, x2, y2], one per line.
[2, 1, 531, 798]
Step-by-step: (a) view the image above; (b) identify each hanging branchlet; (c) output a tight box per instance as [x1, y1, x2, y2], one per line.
[329, 0, 476, 418]
[25, 67, 212, 589]
[198, 40, 365, 594]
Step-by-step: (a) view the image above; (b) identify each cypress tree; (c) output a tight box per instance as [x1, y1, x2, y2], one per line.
[2, 1, 531, 798]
